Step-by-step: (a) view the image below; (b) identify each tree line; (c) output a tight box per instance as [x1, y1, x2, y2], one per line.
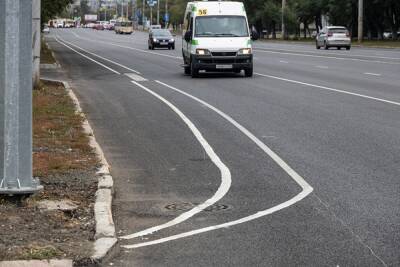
[43, 0, 399, 40]
[150, 0, 400, 40]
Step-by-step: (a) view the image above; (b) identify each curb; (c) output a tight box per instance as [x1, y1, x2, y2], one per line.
[42, 79, 118, 264]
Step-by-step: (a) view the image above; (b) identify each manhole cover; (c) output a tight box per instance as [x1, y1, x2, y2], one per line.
[165, 202, 230, 212]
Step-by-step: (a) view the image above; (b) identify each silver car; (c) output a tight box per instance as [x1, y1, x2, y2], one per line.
[316, 26, 351, 50]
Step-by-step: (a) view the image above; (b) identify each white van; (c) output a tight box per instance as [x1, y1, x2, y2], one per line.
[182, 1, 258, 78]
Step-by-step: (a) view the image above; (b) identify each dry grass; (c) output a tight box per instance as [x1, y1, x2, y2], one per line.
[33, 80, 98, 177]
[40, 40, 56, 64]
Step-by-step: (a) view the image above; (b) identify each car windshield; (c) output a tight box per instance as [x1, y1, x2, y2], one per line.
[195, 16, 249, 37]
[153, 30, 172, 37]
[120, 22, 132, 27]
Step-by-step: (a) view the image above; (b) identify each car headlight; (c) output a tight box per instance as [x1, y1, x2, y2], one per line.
[169, 39, 174, 42]
[153, 38, 158, 42]
[196, 49, 211, 55]
[238, 48, 252, 55]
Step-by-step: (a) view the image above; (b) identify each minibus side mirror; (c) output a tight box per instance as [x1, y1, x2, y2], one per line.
[251, 30, 259, 41]
[184, 31, 192, 42]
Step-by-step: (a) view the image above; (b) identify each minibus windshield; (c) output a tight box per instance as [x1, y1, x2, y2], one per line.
[195, 16, 249, 37]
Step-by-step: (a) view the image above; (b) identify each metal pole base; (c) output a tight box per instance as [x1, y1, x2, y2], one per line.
[0, 178, 43, 195]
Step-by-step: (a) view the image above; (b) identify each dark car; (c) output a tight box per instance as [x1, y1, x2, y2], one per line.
[148, 29, 175, 50]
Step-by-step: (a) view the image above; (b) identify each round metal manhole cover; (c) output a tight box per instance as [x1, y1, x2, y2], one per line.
[165, 202, 230, 212]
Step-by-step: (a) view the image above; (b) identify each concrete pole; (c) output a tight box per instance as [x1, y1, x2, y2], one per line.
[150, 5, 153, 26]
[142, 0, 145, 26]
[281, 0, 286, 40]
[32, 0, 40, 88]
[358, 0, 363, 43]
[157, 0, 159, 25]
[165, 0, 168, 28]
[0, 0, 43, 195]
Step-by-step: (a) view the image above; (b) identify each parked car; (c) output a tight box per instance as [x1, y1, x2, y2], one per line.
[148, 29, 175, 50]
[316, 26, 351, 50]
[42, 26, 50, 34]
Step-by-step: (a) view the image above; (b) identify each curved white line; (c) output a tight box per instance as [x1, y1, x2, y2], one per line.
[121, 80, 313, 248]
[120, 81, 232, 239]
[123, 188, 311, 249]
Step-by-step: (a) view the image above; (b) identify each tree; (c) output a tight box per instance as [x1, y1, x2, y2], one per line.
[41, 0, 73, 26]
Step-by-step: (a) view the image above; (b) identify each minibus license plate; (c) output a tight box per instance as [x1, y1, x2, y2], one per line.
[216, 65, 232, 69]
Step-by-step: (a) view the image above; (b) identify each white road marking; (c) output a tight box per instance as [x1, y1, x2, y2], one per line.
[120, 81, 232, 240]
[279, 60, 289, 63]
[69, 32, 182, 60]
[56, 35, 141, 74]
[254, 49, 400, 65]
[364, 72, 381, 76]
[316, 65, 329, 69]
[124, 73, 147, 82]
[54, 36, 121, 75]
[121, 80, 313, 249]
[255, 72, 400, 107]
[253, 46, 400, 60]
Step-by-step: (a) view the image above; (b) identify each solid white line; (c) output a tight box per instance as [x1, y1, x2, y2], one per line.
[56, 36, 141, 74]
[71, 32, 183, 60]
[364, 72, 381, 76]
[54, 36, 121, 75]
[254, 72, 400, 107]
[123, 189, 311, 249]
[254, 49, 400, 65]
[121, 80, 313, 249]
[253, 46, 400, 60]
[120, 81, 232, 240]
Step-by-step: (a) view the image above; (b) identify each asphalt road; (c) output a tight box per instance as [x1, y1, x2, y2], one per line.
[48, 29, 399, 267]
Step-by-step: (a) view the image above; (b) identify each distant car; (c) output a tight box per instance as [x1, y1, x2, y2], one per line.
[148, 29, 175, 50]
[149, 25, 162, 31]
[42, 26, 50, 34]
[57, 23, 64, 28]
[93, 23, 104, 30]
[316, 26, 351, 50]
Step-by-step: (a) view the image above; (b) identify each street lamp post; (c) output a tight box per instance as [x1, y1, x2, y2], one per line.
[157, 0, 159, 25]
[282, 0, 287, 40]
[358, 0, 363, 43]
[142, 0, 145, 26]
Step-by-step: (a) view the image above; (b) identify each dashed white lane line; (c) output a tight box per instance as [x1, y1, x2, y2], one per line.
[279, 60, 289, 63]
[120, 81, 232, 240]
[121, 80, 313, 249]
[253, 46, 400, 60]
[316, 65, 329, 69]
[255, 72, 400, 107]
[254, 49, 400, 65]
[125, 73, 147, 82]
[54, 36, 121, 75]
[364, 72, 381, 76]
[56, 35, 141, 74]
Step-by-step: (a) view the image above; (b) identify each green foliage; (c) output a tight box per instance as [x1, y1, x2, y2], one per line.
[41, 0, 73, 24]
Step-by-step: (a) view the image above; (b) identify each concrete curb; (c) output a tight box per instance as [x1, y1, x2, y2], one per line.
[41, 79, 118, 264]
[0, 260, 73, 267]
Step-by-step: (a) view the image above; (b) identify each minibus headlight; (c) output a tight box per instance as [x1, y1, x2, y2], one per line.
[196, 49, 211, 55]
[153, 38, 158, 42]
[238, 48, 252, 55]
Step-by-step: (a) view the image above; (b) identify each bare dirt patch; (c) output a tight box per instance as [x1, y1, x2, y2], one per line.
[0, 81, 99, 265]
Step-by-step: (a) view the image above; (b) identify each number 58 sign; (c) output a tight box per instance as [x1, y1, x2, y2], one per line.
[198, 9, 207, 16]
